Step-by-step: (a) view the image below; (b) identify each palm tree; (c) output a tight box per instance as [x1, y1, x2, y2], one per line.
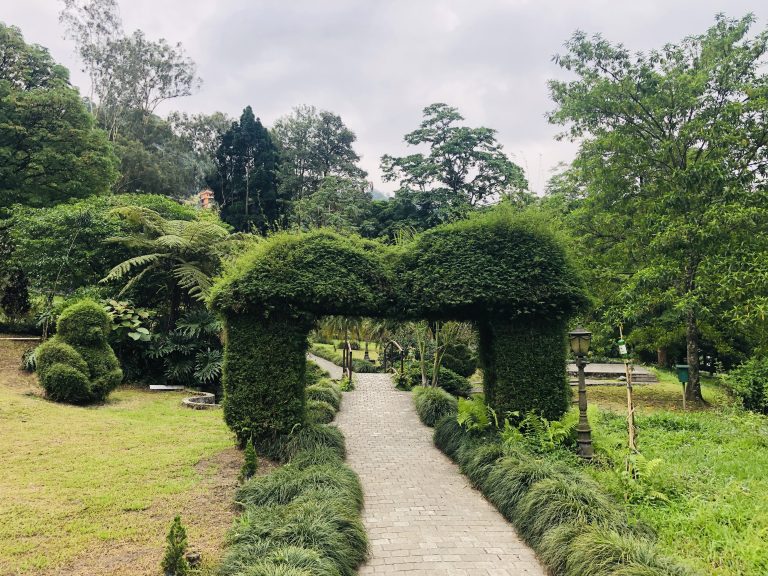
[100, 207, 232, 328]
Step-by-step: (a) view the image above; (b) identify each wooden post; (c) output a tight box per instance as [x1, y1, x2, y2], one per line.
[620, 326, 638, 452]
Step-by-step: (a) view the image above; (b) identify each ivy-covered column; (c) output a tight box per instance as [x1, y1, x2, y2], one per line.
[478, 316, 570, 421]
[222, 312, 312, 447]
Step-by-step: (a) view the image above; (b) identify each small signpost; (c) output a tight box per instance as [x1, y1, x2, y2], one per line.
[676, 364, 689, 410]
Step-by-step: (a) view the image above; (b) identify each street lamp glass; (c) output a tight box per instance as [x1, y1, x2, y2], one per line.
[568, 327, 592, 357]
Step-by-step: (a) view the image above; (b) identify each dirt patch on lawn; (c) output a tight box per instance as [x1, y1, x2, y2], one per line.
[38, 449, 245, 575]
[40, 449, 278, 576]
[0, 336, 39, 394]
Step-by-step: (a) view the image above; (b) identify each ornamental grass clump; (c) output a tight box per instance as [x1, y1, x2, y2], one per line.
[306, 399, 337, 424]
[514, 476, 624, 547]
[306, 382, 342, 410]
[560, 524, 697, 576]
[226, 498, 366, 576]
[433, 414, 465, 457]
[412, 386, 458, 427]
[277, 423, 346, 462]
[236, 463, 363, 510]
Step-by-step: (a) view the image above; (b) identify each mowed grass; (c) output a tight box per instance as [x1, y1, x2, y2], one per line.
[586, 368, 768, 576]
[0, 339, 237, 574]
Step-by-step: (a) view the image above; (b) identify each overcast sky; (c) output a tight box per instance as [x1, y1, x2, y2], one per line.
[3, 0, 767, 194]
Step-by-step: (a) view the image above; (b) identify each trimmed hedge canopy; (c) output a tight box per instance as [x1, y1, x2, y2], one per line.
[211, 207, 588, 444]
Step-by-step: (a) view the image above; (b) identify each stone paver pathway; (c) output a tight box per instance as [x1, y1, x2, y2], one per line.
[308, 352, 343, 380]
[334, 372, 546, 576]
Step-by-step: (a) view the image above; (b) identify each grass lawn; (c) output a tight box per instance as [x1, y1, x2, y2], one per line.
[586, 368, 768, 576]
[0, 338, 242, 575]
[314, 341, 380, 362]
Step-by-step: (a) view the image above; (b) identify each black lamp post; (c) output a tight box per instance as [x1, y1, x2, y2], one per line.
[569, 326, 594, 459]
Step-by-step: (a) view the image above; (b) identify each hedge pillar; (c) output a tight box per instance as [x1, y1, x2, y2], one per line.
[222, 313, 312, 446]
[478, 316, 570, 421]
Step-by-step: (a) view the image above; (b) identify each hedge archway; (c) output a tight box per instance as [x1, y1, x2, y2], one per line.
[210, 207, 587, 446]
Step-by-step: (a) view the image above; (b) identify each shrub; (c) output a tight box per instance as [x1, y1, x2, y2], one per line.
[36, 299, 122, 404]
[221, 314, 311, 447]
[161, 515, 189, 576]
[306, 382, 342, 410]
[434, 366, 473, 397]
[351, 358, 378, 373]
[241, 438, 259, 482]
[412, 386, 458, 427]
[306, 399, 337, 424]
[722, 356, 768, 414]
[442, 342, 476, 377]
[405, 363, 472, 397]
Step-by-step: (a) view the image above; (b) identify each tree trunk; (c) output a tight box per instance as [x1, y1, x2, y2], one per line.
[685, 309, 703, 402]
[657, 347, 668, 368]
[168, 283, 181, 331]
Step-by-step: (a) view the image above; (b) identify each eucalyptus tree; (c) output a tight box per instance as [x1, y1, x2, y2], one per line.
[549, 14, 768, 401]
[381, 103, 529, 230]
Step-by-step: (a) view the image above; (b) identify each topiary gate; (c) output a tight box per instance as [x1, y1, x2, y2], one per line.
[210, 208, 587, 446]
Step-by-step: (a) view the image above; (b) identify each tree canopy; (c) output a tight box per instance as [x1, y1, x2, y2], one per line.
[0, 23, 118, 208]
[381, 103, 530, 230]
[548, 14, 768, 400]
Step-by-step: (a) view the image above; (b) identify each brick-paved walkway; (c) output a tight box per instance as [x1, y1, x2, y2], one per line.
[334, 372, 546, 576]
[307, 352, 343, 380]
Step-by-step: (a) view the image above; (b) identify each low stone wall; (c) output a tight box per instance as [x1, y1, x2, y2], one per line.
[182, 391, 220, 410]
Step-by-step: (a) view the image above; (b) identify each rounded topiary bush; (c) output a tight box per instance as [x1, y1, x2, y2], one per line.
[36, 299, 122, 404]
[442, 343, 477, 378]
[413, 386, 458, 427]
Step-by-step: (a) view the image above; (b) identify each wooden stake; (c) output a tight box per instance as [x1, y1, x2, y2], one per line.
[620, 325, 638, 452]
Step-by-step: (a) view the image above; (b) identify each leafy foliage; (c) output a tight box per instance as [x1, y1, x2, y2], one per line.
[0, 23, 118, 208]
[381, 103, 529, 229]
[722, 357, 768, 414]
[548, 14, 768, 400]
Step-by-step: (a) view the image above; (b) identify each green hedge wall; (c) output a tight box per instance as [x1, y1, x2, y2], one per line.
[210, 230, 393, 317]
[479, 316, 571, 421]
[212, 208, 587, 443]
[222, 313, 312, 446]
[394, 208, 587, 320]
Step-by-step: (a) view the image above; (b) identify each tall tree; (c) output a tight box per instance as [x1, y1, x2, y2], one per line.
[0, 22, 118, 208]
[211, 107, 281, 232]
[381, 103, 529, 229]
[272, 105, 367, 204]
[549, 14, 768, 402]
[290, 175, 373, 233]
[60, 1, 201, 140]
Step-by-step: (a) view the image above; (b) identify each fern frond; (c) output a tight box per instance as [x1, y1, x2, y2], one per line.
[101, 253, 162, 283]
[172, 263, 213, 300]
